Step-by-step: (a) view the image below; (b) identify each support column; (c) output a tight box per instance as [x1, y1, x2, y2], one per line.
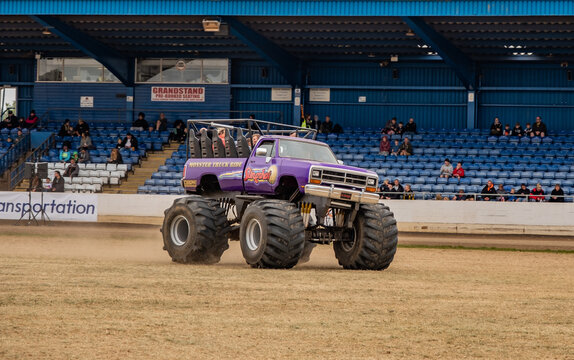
[125, 87, 134, 126]
[293, 87, 301, 126]
[467, 90, 477, 129]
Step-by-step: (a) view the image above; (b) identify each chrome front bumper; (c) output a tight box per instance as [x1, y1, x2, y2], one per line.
[304, 184, 380, 204]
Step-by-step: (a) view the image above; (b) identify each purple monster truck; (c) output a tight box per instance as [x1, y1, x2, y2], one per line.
[162, 119, 398, 270]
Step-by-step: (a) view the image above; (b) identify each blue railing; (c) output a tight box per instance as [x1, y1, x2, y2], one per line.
[0, 133, 30, 175]
[8, 133, 55, 189]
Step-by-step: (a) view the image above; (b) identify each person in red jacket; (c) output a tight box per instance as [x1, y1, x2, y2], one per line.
[379, 135, 391, 155]
[529, 183, 545, 202]
[452, 162, 465, 178]
[25, 110, 39, 128]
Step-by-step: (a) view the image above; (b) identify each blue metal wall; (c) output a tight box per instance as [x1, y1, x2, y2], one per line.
[305, 61, 466, 129]
[478, 64, 574, 130]
[34, 82, 231, 124]
[5, 1, 574, 16]
[0, 59, 35, 118]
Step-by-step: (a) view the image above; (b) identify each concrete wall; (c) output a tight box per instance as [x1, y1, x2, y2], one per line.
[97, 194, 574, 235]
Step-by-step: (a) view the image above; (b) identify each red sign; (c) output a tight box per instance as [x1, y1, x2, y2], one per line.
[151, 87, 205, 102]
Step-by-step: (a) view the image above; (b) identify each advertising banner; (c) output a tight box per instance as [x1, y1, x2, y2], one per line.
[0, 192, 98, 222]
[151, 87, 205, 102]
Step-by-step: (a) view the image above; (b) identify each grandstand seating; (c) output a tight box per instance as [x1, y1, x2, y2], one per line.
[46, 162, 129, 193]
[139, 127, 574, 201]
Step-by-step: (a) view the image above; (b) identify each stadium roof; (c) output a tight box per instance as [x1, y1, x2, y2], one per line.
[2, 1, 574, 88]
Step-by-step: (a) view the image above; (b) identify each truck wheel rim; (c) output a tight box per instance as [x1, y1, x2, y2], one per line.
[341, 228, 357, 252]
[245, 218, 262, 251]
[171, 215, 189, 246]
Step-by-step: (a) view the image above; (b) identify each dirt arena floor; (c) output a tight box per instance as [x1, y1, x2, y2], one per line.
[0, 222, 573, 359]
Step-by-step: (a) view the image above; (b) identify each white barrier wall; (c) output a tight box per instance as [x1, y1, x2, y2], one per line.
[2, 192, 573, 228]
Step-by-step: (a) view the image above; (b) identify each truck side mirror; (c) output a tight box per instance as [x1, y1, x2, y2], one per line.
[255, 148, 267, 157]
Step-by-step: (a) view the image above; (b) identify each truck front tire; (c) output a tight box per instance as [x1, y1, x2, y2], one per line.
[162, 196, 230, 264]
[334, 204, 398, 270]
[239, 200, 305, 268]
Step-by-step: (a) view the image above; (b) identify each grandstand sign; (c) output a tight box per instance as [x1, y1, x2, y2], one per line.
[151, 86, 205, 102]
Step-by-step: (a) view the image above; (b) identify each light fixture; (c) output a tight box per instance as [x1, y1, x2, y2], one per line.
[42, 27, 52, 35]
[202, 19, 221, 32]
[405, 29, 415, 37]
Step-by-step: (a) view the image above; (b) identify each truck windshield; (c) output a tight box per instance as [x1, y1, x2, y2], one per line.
[278, 139, 338, 164]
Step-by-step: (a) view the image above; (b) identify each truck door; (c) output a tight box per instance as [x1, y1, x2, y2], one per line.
[243, 139, 278, 194]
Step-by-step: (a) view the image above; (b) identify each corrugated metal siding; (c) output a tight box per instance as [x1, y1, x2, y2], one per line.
[231, 87, 291, 124]
[0, 60, 36, 119]
[232, 60, 289, 85]
[479, 64, 574, 130]
[4, 1, 574, 16]
[34, 83, 127, 122]
[134, 84, 231, 120]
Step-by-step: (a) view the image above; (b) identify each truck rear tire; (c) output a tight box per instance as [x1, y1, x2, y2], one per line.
[162, 196, 230, 264]
[239, 200, 305, 269]
[334, 204, 398, 270]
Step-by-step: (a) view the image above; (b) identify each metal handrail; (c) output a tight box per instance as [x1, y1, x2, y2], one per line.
[0, 133, 30, 175]
[8, 133, 55, 189]
[378, 190, 572, 202]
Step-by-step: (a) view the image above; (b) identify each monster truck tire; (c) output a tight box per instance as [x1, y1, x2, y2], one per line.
[239, 200, 305, 269]
[334, 204, 398, 270]
[162, 196, 230, 264]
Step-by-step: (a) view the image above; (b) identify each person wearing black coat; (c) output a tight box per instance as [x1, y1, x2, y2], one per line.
[549, 184, 565, 203]
[490, 118, 503, 136]
[532, 116, 547, 137]
[51, 171, 65, 192]
[515, 183, 530, 202]
[481, 180, 497, 201]
[121, 133, 138, 151]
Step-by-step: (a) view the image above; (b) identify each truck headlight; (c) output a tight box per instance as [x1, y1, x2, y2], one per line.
[311, 169, 321, 178]
[367, 178, 376, 186]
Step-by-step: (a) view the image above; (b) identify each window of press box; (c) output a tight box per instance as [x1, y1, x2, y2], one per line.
[135, 58, 228, 84]
[37, 58, 119, 82]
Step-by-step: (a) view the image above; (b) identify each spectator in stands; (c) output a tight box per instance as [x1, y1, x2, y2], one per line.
[455, 189, 469, 201]
[75, 119, 90, 136]
[169, 121, 186, 143]
[108, 148, 123, 164]
[301, 114, 311, 128]
[154, 113, 169, 132]
[77, 147, 91, 164]
[16, 116, 26, 129]
[1, 110, 18, 129]
[511, 122, 523, 137]
[132, 112, 148, 131]
[59, 145, 72, 162]
[51, 171, 65, 192]
[496, 183, 508, 201]
[63, 159, 79, 179]
[58, 119, 74, 137]
[404, 117, 417, 134]
[121, 133, 138, 151]
[390, 179, 404, 199]
[379, 135, 391, 155]
[532, 116, 547, 137]
[452, 162, 465, 178]
[115, 138, 123, 149]
[320, 116, 333, 134]
[332, 123, 343, 134]
[379, 179, 392, 200]
[524, 123, 533, 137]
[507, 188, 518, 202]
[549, 183, 565, 203]
[79, 131, 93, 150]
[307, 115, 318, 130]
[439, 158, 453, 178]
[481, 180, 497, 201]
[398, 137, 413, 156]
[396, 122, 405, 135]
[490, 117, 503, 136]
[402, 184, 414, 200]
[516, 183, 530, 202]
[529, 183, 545, 202]
[28, 174, 43, 192]
[44, 178, 52, 191]
[24, 110, 39, 129]
[390, 139, 400, 156]
[503, 124, 512, 136]
[383, 117, 398, 135]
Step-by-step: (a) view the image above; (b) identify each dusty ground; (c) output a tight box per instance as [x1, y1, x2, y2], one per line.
[0, 223, 573, 359]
